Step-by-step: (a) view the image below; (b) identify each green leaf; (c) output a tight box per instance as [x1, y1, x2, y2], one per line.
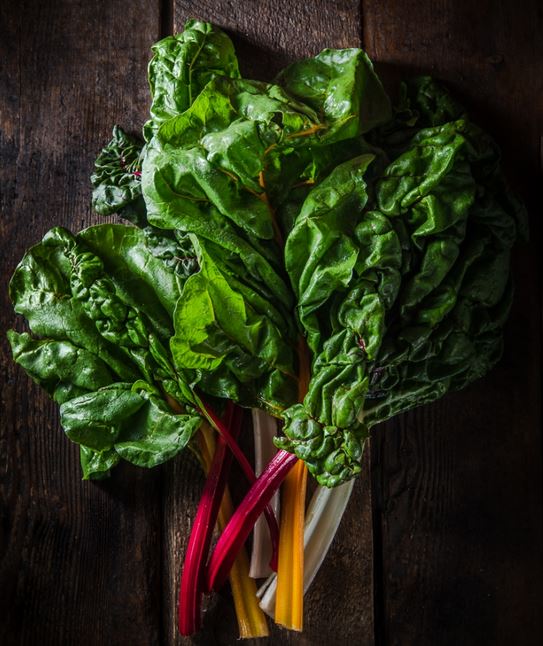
[79, 224, 188, 319]
[171, 236, 297, 411]
[277, 48, 392, 141]
[115, 395, 201, 468]
[91, 126, 146, 224]
[80, 446, 121, 480]
[8, 331, 114, 404]
[142, 141, 295, 314]
[62, 384, 201, 465]
[285, 154, 375, 352]
[60, 384, 144, 450]
[280, 105, 522, 485]
[275, 404, 369, 487]
[8, 222, 204, 477]
[144, 20, 240, 140]
[9, 229, 140, 382]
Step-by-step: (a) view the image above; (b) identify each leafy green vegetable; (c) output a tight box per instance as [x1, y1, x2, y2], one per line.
[277, 47, 391, 141]
[8, 331, 114, 404]
[9, 21, 524, 491]
[8, 24, 528, 642]
[170, 235, 297, 411]
[61, 383, 200, 467]
[80, 446, 120, 480]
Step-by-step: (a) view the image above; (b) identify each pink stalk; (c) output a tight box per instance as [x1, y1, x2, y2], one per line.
[202, 401, 280, 571]
[178, 402, 240, 635]
[205, 449, 298, 593]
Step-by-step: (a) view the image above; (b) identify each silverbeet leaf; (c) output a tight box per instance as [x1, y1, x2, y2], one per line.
[171, 235, 297, 412]
[144, 19, 241, 140]
[10, 20, 526, 487]
[91, 126, 146, 224]
[61, 384, 201, 467]
[7, 331, 114, 404]
[9, 223, 203, 477]
[80, 446, 120, 480]
[277, 47, 392, 141]
[277, 108, 524, 486]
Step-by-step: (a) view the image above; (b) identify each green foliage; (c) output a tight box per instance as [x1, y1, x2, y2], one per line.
[9, 21, 524, 485]
[61, 383, 201, 467]
[144, 19, 241, 140]
[276, 89, 524, 486]
[168, 242, 296, 412]
[8, 224, 201, 477]
[277, 47, 391, 140]
[91, 126, 146, 224]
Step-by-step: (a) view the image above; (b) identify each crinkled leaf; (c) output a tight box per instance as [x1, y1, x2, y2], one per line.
[61, 383, 144, 450]
[277, 48, 392, 141]
[91, 126, 145, 224]
[115, 394, 201, 468]
[7, 331, 114, 404]
[144, 19, 240, 139]
[9, 223, 203, 477]
[171, 236, 297, 411]
[279, 112, 522, 486]
[62, 384, 201, 465]
[9, 230, 140, 383]
[285, 154, 375, 352]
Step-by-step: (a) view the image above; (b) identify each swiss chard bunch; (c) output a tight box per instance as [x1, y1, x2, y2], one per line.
[8, 18, 525, 638]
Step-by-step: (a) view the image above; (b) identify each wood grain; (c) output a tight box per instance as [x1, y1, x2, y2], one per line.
[363, 1, 543, 644]
[165, 2, 375, 644]
[0, 2, 162, 644]
[1, 2, 541, 645]
[175, 0, 363, 81]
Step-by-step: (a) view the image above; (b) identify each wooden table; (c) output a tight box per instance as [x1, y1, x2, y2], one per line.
[1, 1, 541, 644]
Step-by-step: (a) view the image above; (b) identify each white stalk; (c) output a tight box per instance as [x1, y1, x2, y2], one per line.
[249, 409, 280, 578]
[257, 478, 355, 617]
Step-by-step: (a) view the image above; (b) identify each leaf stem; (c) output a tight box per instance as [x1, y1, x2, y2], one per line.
[274, 459, 308, 631]
[205, 449, 298, 592]
[273, 334, 311, 630]
[200, 420, 269, 639]
[200, 399, 280, 571]
[178, 406, 237, 635]
[249, 410, 280, 579]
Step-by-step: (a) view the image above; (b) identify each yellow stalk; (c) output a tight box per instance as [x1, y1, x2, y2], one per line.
[200, 424, 269, 639]
[274, 336, 311, 631]
[274, 459, 308, 630]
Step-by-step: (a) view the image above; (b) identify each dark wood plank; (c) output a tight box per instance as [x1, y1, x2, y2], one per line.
[0, 2, 163, 644]
[363, 1, 543, 644]
[165, 2, 375, 644]
[175, 0, 364, 81]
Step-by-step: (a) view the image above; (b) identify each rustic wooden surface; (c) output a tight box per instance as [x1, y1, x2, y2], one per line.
[0, 2, 163, 645]
[0, 1, 541, 645]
